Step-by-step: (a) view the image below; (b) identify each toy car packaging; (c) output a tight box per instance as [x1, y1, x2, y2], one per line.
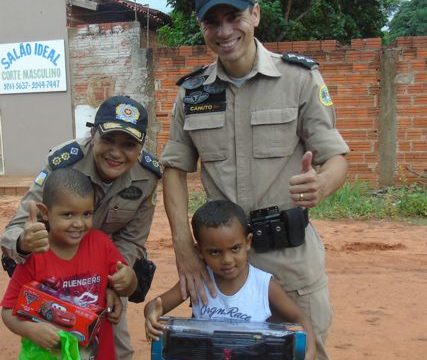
[151, 317, 307, 360]
[13, 280, 106, 346]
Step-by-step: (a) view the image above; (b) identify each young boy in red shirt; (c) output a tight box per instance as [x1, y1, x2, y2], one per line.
[1, 168, 137, 359]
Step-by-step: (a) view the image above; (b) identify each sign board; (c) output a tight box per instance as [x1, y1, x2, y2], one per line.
[0, 40, 67, 94]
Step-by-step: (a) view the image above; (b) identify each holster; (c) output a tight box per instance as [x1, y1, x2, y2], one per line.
[249, 206, 308, 253]
[128, 257, 156, 303]
[1, 253, 17, 277]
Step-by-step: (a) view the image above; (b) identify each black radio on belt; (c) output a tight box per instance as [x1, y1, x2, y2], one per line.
[249, 206, 308, 253]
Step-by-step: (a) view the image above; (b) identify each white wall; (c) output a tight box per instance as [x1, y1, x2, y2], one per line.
[0, 0, 73, 175]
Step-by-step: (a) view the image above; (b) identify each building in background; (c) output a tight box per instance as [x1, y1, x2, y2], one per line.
[0, 0, 169, 176]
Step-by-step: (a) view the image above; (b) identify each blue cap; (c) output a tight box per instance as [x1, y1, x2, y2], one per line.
[87, 95, 147, 143]
[195, 0, 254, 20]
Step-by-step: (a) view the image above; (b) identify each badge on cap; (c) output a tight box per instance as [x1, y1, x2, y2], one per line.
[116, 103, 140, 124]
[319, 85, 333, 106]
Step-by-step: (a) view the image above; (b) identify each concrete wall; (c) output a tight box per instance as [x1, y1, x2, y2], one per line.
[68, 21, 159, 154]
[153, 37, 427, 186]
[0, 0, 73, 176]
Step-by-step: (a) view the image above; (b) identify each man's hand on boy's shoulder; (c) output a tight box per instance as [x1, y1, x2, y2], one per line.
[105, 288, 122, 324]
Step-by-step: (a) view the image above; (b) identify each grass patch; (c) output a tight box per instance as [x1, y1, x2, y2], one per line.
[188, 190, 207, 214]
[188, 182, 427, 223]
[310, 182, 427, 222]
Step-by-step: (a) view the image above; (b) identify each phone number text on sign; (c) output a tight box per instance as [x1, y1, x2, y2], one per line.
[3, 80, 61, 92]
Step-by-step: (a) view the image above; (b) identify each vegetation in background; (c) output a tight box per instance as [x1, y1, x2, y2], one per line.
[189, 182, 427, 224]
[310, 182, 427, 222]
[385, 0, 427, 43]
[159, 0, 401, 46]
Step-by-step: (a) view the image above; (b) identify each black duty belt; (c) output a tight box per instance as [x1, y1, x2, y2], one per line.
[249, 206, 308, 253]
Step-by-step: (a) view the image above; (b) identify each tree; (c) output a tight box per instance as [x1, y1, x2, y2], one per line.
[158, 0, 400, 46]
[387, 0, 427, 42]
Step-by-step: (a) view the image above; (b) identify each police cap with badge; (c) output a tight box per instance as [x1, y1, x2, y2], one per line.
[87, 95, 148, 143]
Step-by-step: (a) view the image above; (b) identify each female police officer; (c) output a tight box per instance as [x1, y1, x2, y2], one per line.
[1, 95, 161, 360]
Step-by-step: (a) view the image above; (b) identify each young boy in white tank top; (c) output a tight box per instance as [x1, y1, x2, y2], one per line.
[144, 200, 316, 360]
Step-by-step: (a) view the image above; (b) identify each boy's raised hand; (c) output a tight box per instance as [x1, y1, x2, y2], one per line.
[144, 297, 165, 341]
[108, 261, 135, 293]
[19, 201, 49, 254]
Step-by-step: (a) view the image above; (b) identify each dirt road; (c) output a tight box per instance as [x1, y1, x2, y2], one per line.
[0, 189, 426, 359]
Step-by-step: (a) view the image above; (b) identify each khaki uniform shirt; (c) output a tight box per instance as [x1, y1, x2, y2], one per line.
[161, 40, 349, 292]
[1, 137, 159, 266]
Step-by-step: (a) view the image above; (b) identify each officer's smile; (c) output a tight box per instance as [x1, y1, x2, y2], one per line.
[105, 157, 124, 168]
[91, 131, 142, 182]
[217, 37, 240, 51]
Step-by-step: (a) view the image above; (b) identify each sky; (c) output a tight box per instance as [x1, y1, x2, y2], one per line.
[137, 1, 171, 13]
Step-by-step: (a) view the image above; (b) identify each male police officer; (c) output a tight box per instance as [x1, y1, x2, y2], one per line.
[160, 1, 349, 359]
[1, 95, 161, 360]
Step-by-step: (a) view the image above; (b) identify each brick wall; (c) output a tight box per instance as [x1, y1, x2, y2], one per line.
[68, 21, 159, 153]
[153, 37, 427, 186]
[393, 37, 427, 184]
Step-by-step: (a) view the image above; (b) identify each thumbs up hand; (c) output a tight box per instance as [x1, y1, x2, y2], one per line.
[19, 201, 49, 254]
[108, 261, 136, 294]
[289, 151, 321, 208]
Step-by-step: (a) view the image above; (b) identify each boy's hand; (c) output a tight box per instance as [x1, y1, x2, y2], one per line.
[305, 345, 316, 360]
[108, 261, 133, 292]
[144, 297, 165, 341]
[19, 201, 49, 254]
[27, 322, 60, 350]
[105, 287, 122, 324]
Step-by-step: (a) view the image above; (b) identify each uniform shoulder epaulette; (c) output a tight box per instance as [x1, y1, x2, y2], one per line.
[48, 141, 84, 170]
[176, 65, 208, 86]
[140, 151, 162, 179]
[282, 52, 319, 70]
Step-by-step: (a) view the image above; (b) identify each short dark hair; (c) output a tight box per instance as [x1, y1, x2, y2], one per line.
[191, 200, 249, 243]
[43, 168, 94, 209]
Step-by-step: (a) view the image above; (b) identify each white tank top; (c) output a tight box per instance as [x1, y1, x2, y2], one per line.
[192, 264, 272, 322]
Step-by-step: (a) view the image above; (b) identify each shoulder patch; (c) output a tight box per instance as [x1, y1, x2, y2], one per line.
[48, 141, 83, 170]
[140, 151, 162, 179]
[282, 53, 319, 70]
[176, 66, 208, 86]
[34, 170, 49, 187]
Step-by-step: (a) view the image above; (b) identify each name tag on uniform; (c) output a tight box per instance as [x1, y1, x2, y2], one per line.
[183, 80, 226, 116]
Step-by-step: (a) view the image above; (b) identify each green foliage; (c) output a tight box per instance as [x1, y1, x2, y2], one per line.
[188, 182, 427, 222]
[311, 182, 427, 221]
[159, 0, 401, 45]
[166, 0, 195, 15]
[157, 10, 204, 46]
[387, 0, 427, 43]
[188, 190, 207, 214]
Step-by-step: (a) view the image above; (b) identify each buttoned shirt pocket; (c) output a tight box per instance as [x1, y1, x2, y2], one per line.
[103, 208, 137, 233]
[184, 113, 228, 162]
[251, 108, 299, 158]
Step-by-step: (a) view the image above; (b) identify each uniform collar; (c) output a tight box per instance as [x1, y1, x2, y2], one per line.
[204, 38, 281, 84]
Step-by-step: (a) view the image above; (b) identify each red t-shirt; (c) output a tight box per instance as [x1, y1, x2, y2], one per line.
[1, 229, 125, 360]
